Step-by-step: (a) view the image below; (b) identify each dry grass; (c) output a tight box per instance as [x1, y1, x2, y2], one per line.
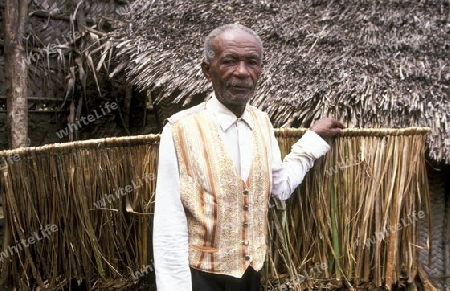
[0, 128, 431, 290]
[0, 135, 159, 290]
[265, 127, 431, 290]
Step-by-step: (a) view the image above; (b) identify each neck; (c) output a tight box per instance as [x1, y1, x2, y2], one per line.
[213, 92, 248, 117]
[227, 105, 246, 117]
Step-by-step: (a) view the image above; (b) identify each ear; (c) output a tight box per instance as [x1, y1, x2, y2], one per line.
[201, 60, 212, 81]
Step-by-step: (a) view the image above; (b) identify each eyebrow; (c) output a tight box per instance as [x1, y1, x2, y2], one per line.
[221, 53, 260, 60]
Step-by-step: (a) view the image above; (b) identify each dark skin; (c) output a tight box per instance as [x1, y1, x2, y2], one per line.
[201, 29, 344, 139]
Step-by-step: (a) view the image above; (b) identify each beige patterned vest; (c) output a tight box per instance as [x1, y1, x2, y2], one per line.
[170, 104, 273, 278]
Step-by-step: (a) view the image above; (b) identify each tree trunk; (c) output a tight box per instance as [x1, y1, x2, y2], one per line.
[4, 0, 29, 148]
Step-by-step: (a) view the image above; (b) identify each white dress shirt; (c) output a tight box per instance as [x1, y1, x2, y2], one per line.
[153, 97, 330, 290]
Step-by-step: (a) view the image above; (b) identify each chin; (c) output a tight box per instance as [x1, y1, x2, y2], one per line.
[232, 96, 252, 105]
[227, 92, 253, 102]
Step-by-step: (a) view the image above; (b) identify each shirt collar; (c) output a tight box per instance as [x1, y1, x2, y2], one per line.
[206, 93, 254, 131]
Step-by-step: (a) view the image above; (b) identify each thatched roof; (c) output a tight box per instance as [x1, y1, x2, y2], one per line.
[108, 0, 450, 164]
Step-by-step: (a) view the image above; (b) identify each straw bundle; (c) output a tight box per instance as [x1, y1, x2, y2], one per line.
[266, 127, 431, 290]
[0, 135, 159, 290]
[0, 127, 430, 290]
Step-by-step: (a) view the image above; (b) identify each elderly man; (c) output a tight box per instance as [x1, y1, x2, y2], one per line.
[153, 23, 344, 291]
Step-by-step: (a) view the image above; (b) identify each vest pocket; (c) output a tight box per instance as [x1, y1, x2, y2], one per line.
[190, 245, 218, 253]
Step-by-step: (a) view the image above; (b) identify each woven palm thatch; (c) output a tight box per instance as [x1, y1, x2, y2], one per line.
[0, 0, 125, 101]
[105, 0, 449, 164]
[417, 170, 448, 291]
[0, 127, 430, 290]
[0, 135, 159, 290]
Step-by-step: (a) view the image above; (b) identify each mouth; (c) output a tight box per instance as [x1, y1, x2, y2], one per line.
[230, 86, 251, 92]
[227, 82, 253, 93]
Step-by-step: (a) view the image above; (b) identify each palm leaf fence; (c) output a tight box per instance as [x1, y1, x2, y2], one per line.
[0, 127, 431, 290]
[0, 135, 159, 290]
[266, 127, 433, 291]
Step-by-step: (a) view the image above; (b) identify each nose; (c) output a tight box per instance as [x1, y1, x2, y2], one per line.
[233, 61, 250, 78]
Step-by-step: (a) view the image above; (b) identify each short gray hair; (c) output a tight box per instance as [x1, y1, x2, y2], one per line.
[203, 23, 264, 62]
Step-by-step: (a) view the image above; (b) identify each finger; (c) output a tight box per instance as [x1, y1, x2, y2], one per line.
[328, 127, 343, 138]
[332, 119, 345, 129]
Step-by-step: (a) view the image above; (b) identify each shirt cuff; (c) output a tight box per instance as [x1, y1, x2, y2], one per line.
[292, 130, 331, 159]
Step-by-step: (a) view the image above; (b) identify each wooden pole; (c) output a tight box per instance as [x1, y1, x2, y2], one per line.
[4, 0, 29, 149]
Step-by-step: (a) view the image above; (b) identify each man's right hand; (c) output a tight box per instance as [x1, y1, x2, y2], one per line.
[310, 117, 345, 139]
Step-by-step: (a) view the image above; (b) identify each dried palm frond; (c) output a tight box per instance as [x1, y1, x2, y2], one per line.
[266, 127, 431, 290]
[0, 135, 159, 290]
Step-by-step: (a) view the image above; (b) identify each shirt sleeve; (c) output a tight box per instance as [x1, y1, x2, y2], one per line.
[153, 125, 192, 290]
[271, 130, 331, 200]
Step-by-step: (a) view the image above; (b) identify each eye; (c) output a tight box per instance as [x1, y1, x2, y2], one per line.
[222, 59, 236, 65]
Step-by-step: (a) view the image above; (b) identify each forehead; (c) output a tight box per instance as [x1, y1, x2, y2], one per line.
[213, 29, 261, 58]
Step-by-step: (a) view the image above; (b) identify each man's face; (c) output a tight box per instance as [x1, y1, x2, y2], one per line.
[201, 29, 262, 112]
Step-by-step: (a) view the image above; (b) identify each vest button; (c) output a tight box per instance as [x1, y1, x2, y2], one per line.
[244, 255, 251, 261]
[243, 189, 249, 195]
[243, 205, 249, 210]
[241, 241, 249, 246]
[242, 222, 249, 227]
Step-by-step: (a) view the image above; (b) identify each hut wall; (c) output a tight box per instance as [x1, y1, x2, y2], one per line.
[0, 53, 67, 149]
[418, 168, 449, 291]
[0, 112, 63, 150]
[0, 0, 158, 151]
[445, 166, 450, 291]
